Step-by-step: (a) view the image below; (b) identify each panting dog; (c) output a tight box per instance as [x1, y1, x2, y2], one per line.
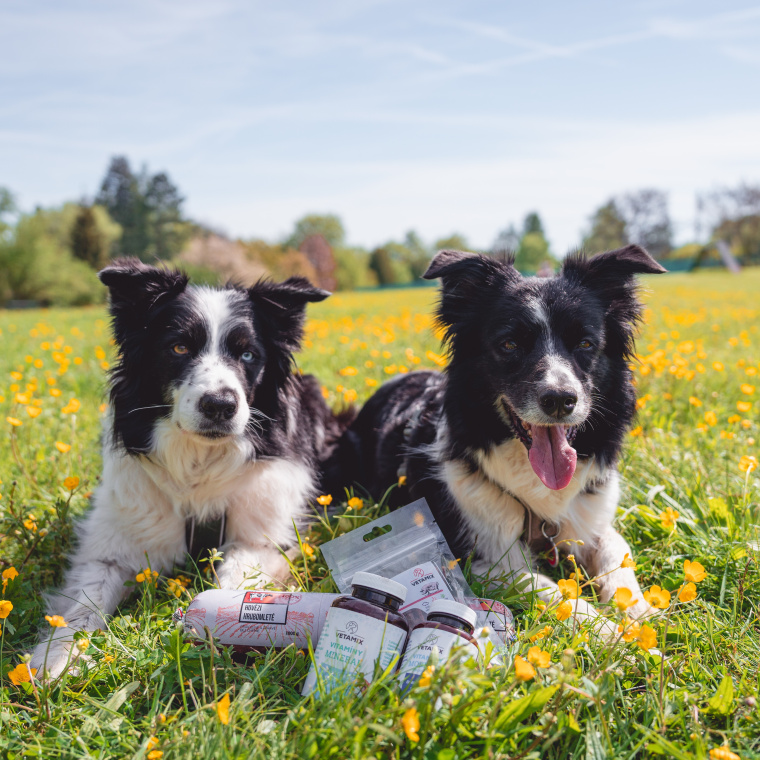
[332, 245, 666, 633]
[33, 259, 344, 677]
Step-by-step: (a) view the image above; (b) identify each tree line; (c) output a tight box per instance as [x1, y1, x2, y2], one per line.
[1, 156, 760, 306]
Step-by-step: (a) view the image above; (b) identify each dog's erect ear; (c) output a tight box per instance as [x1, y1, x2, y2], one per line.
[248, 277, 329, 354]
[563, 245, 666, 287]
[563, 245, 666, 357]
[98, 258, 188, 343]
[99, 258, 189, 310]
[423, 249, 482, 280]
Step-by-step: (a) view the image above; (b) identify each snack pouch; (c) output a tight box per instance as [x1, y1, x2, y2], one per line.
[321, 498, 515, 649]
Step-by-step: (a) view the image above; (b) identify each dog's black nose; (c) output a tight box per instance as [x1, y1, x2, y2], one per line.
[539, 391, 577, 419]
[199, 391, 238, 422]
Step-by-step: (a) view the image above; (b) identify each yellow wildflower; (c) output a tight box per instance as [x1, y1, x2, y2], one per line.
[659, 507, 679, 530]
[398, 475, 407, 486]
[76, 638, 90, 651]
[147, 752, 163, 760]
[0, 600, 13, 618]
[136, 568, 159, 584]
[643, 585, 671, 609]
[55, 441, 71, 453]
[316, 494, 332, 506]
[23, 514, 38, 532]
[302, 543, 315, 558]
[338, 366, 358, 376]
[684, 559, 707, 583]
[737, 401, 752, 413]
[402, 707, 420, 741]
[8, 663, 36, 685]
[63, 476, 80, 490]
[418, 664, 435, 687]
[6, 417, 22, 427]
[704, 411, 718, 426]
[636, 624, 657, 651]
[526, 646, 551, 668]
[514, 655, 536, 681]
[621, 553, 637, 570]
[740, 384, 755, 395]
[347, 496, 363, 510]
[45, 615, 67, 628]
[2, 566, 19, 595]
[530, 625, 552, 642]
[614, 587, 638, 611]
[555, 600, 572, 621]
[618, 618, 641, 642]
[739, 455, 758, 473]
[26, 406, 42, 418]
[557, 579, 579, 600]
[216, 693, 230, 725]
[678, 583, 697, 603]
[629, 425, 643, 437]
[689, 396, 702, 407]
[709, 746, 740, 760]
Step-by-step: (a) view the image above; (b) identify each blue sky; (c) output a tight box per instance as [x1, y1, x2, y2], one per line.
[2, 1, 760, 254]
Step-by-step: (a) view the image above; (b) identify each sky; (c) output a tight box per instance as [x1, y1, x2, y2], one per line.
[2, 0, 760, 254]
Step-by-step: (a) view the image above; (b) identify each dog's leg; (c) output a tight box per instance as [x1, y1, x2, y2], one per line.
[576, 526, 654, 620]
[476, 544, 618, 638]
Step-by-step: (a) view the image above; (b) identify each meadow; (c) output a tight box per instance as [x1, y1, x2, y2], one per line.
[0, 270, 758, 759]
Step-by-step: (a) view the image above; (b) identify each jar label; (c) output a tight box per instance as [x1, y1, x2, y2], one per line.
[397, 627, 480, 692]
[302, 606, 406, 696]
[391, 561, 454, 614]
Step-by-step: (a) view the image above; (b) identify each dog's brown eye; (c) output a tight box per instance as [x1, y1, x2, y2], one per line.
[577, 340, 593, 350]
[504, 340, 517, 351]
[173, 344, 189, 355]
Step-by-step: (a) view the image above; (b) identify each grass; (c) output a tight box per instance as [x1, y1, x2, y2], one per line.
[0, 271, 758, 759]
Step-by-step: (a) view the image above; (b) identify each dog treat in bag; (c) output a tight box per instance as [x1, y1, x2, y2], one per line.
[182, 589, 340, 651]
[321, 498, 515, 648]
[301, 572, 410, 697]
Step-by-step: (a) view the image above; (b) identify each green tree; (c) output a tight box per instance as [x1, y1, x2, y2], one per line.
[522, 212, 545, 236]
[515, 232, 552, 273]
[402, 230, 431, 279]
[144, 172, 187, 260]
[286, 214, 345, 250]
[583, 201, 627, 254]
[70, 205, 109, 269]
[491, 224, 520, 255]
[434, 233, 469, 252]
[334, 246, 376, 290]
[0, 187, 16, 237]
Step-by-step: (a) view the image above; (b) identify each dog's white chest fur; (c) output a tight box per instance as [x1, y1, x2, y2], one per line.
[443, 438, 618, 563]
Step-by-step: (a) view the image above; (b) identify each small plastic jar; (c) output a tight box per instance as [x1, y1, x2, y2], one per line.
[301, 571, 410, 696]
[397, 599, 480, 692]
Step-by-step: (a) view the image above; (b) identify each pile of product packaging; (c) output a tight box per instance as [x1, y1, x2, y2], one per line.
[180, 499, 515, 696]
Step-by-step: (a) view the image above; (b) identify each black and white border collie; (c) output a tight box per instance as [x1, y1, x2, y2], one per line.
[33, 259, 342, 677]
[338, 245, 666, 633]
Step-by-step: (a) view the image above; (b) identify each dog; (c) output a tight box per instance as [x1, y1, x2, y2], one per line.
[334, 245, 666, 634]
[32, 259, 344, 677]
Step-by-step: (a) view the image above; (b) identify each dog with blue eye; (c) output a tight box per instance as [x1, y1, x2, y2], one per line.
[33, 259, 345, 677]
[328, 245, 666, 635]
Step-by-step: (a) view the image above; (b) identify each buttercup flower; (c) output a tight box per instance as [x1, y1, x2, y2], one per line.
[739, 455, 758, 473]
[643, 585, 671, 609]
[555, 600, 572, 621]
[216, 693, 230, 725]
[402, 707, 420, 741]
[530, 625, 552, 642]
[316, 494, 332, 506]
[557, 579, 579, 600]
[136, 568, 159, 584]
[418, 664, 435, 687]
[301, 543, 315, 558]
[0, 600, 13, 619]
[527, 646, 551, 668]
[6, 417, 22, 427]
[8, 662, 36, 685]
[147, 752, 163, 760]
[514, 655, 536, 681]
[63, 476, 80, 490]
[678, 583, 697, 603]
[398, 475, 407, 486]
[635, 624, 657, 651]
[659, 507, 679, 530]
[709, 746, 741, 760]
[23, 514, 38, 532]
[55, 441, 71, 453]
[2, 566, 19, 593]
[684, 559, 707, 583]
[614, 587, 638, 611]
[621, 553, 637, 570]
[618, 618, 641, 642]
[45, 615, 67, 628]
[347, 496, 363, 510]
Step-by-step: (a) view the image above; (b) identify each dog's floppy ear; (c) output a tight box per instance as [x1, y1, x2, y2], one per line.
[563, 245, 666, 357]
[99, 258, 188, 341]
[423, 249, 482, 280]
[248, 277, 329, 355]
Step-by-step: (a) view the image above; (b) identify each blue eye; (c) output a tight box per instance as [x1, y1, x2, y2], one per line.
[241, 351, 254, 362]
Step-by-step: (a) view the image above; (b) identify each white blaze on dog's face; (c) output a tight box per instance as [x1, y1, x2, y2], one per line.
[172, 288, 262, 441]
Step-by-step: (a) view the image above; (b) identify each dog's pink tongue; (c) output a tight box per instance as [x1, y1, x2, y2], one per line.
[528, 426, 577, 490]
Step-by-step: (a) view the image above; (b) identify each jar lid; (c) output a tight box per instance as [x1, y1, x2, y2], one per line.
[427, 599, 477, 628]
[351, 571, 407, 603]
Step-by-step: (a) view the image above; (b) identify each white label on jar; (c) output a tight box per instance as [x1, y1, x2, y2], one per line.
[397, 627, 480, 692]
[238, 592, 290, 625]
[391, 561, 454, 614]
[301, 606, 406, 696]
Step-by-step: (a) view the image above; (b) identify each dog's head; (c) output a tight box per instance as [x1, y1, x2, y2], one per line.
[99, 259, 328, 453]
[424, 245, 665, 490]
